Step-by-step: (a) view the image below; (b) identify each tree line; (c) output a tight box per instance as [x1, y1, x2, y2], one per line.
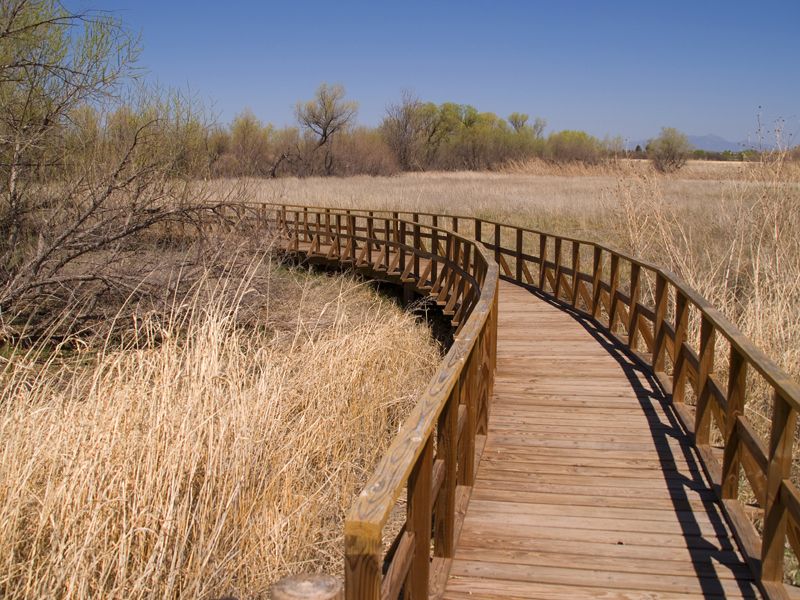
[51, 83, 705, 180]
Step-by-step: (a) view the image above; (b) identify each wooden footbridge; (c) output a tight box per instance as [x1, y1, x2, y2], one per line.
[250, 204, 800, 600]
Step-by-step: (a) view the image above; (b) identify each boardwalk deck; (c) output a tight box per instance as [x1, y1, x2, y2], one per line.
[271, 207, 798, 599]
[443, 281, 760, 599]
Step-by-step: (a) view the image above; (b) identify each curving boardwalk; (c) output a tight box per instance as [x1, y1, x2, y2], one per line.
[260, 205, 800, 600]
[443, 282, 759, 599]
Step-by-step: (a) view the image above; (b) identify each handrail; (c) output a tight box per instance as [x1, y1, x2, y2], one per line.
[224, 203, 800, 600]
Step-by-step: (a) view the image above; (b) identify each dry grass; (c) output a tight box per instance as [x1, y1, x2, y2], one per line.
[0, 258, 439, 599]
[235, 157, 800, 398]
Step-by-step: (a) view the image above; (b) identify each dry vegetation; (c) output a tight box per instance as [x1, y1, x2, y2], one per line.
[0, 258, 439, 598]
[242, 156, 800, 429]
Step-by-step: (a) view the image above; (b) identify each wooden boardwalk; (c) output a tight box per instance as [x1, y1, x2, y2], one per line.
[443, 281, 760, 599]
[265, 206, 800, 599]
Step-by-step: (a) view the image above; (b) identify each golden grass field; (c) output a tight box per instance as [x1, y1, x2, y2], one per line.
[2, 158, 799, 598]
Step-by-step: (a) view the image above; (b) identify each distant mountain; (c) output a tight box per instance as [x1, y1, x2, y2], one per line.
[685, 134, 744, 152]
[630, 134, 745, 153]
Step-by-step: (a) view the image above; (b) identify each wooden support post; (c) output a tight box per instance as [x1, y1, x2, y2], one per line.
[431, 223, 439, 281]
[434, 389, 458, 558]
[345, 529, 381, 600]
[516, 228, 523, 284]
[348, 214, 356, 262]
[494, 223, 501, 266]
[571, 242, 580, 307]
[475, 219, 482, 243]
[591, 246, 603, 318]
[672, 290, 688, 404]
[399, 220, 406, 274]
[628, 263, 641, 351]
[406, 437, 433, 600]
[652, 273, 668, 372]
[383, 219, 390, 269]
[554, 237, 563, 298]
[721, 348, 747, 499]
[413, 214, 420, 278]
[695, 317, 716, 446]
[608, 254, 620, 330]
[761, 392, 797, 582]
[538, 234, 548, 291]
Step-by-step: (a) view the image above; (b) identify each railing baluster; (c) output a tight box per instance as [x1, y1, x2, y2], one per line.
[672, 290, 688, 404]
[722, 347, 747, 499]
[591, 246, 603, 318]
[495, 223, 501, 267]
[608, 254, 620, 330]
[406, 437, 433, 600]
[554, 238, 563, 298]
[538, 234, 547, 290]
[516, 228, 524, 284]
[695, 317, 716, 446]
[434, 387, 458, 558]
[570, 242, 580, 307]
[413, 216, 420, 279]
[628, 263, 641, 350]
[652, 273, 668, 372]
[762, 391, 797, 582]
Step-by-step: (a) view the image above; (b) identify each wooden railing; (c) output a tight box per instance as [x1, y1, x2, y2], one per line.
[245, 205, 499, 600]
[238, 204, 800, 599]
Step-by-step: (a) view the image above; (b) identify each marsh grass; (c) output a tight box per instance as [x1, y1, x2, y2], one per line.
[0, 258, 439, 599]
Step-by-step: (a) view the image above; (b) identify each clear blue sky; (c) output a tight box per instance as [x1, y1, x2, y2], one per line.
[80, 0, 799, 144]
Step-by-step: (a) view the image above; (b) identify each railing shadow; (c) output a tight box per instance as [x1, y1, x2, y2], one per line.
[523, 286, 760, 599]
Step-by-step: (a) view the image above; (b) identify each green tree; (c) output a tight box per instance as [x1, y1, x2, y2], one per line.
[296, 83, 357, 175]
[545, 130, 602, 163]
[648, 127, 693, 173]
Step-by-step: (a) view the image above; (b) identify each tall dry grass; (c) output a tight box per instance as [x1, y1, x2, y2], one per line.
[235, 157, 800, 411]
[0, 259, 439, 599]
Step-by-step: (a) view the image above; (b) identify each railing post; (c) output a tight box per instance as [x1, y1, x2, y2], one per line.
[570, 242, 580, 307]
[431, 222, 439, 282]
[494, 223, 501, 266]
[474, 219, 482, 243]
[366, 214, 374, 265]
[399, 219, 406, 274]
[345, 528, 381, 600]
[406, 437, 433, 600]
[652, 273, 668, 372]
[672, 290, 688, 404]
[413, 218, 420, 279]
[721, 347, 747, 499]
[591, 246, 603, 318]
[383, 218, 390, 269]
[516, 228, 523, 283]
[335, 213, 342, 257]
[695, 316, 716, 446]
[628, 263, 641, 351]
[458, 362, 476, 487]
[348, 213, 356, 262]
[761, 391, 797, 582]
[434, 387, 458, 558]
[608, 254, 620, 331]
[553, 237, 563, 299]
[538, 234, 547, 291]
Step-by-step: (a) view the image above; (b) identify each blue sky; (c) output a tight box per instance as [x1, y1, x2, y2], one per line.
[81, 1, 798, 144]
